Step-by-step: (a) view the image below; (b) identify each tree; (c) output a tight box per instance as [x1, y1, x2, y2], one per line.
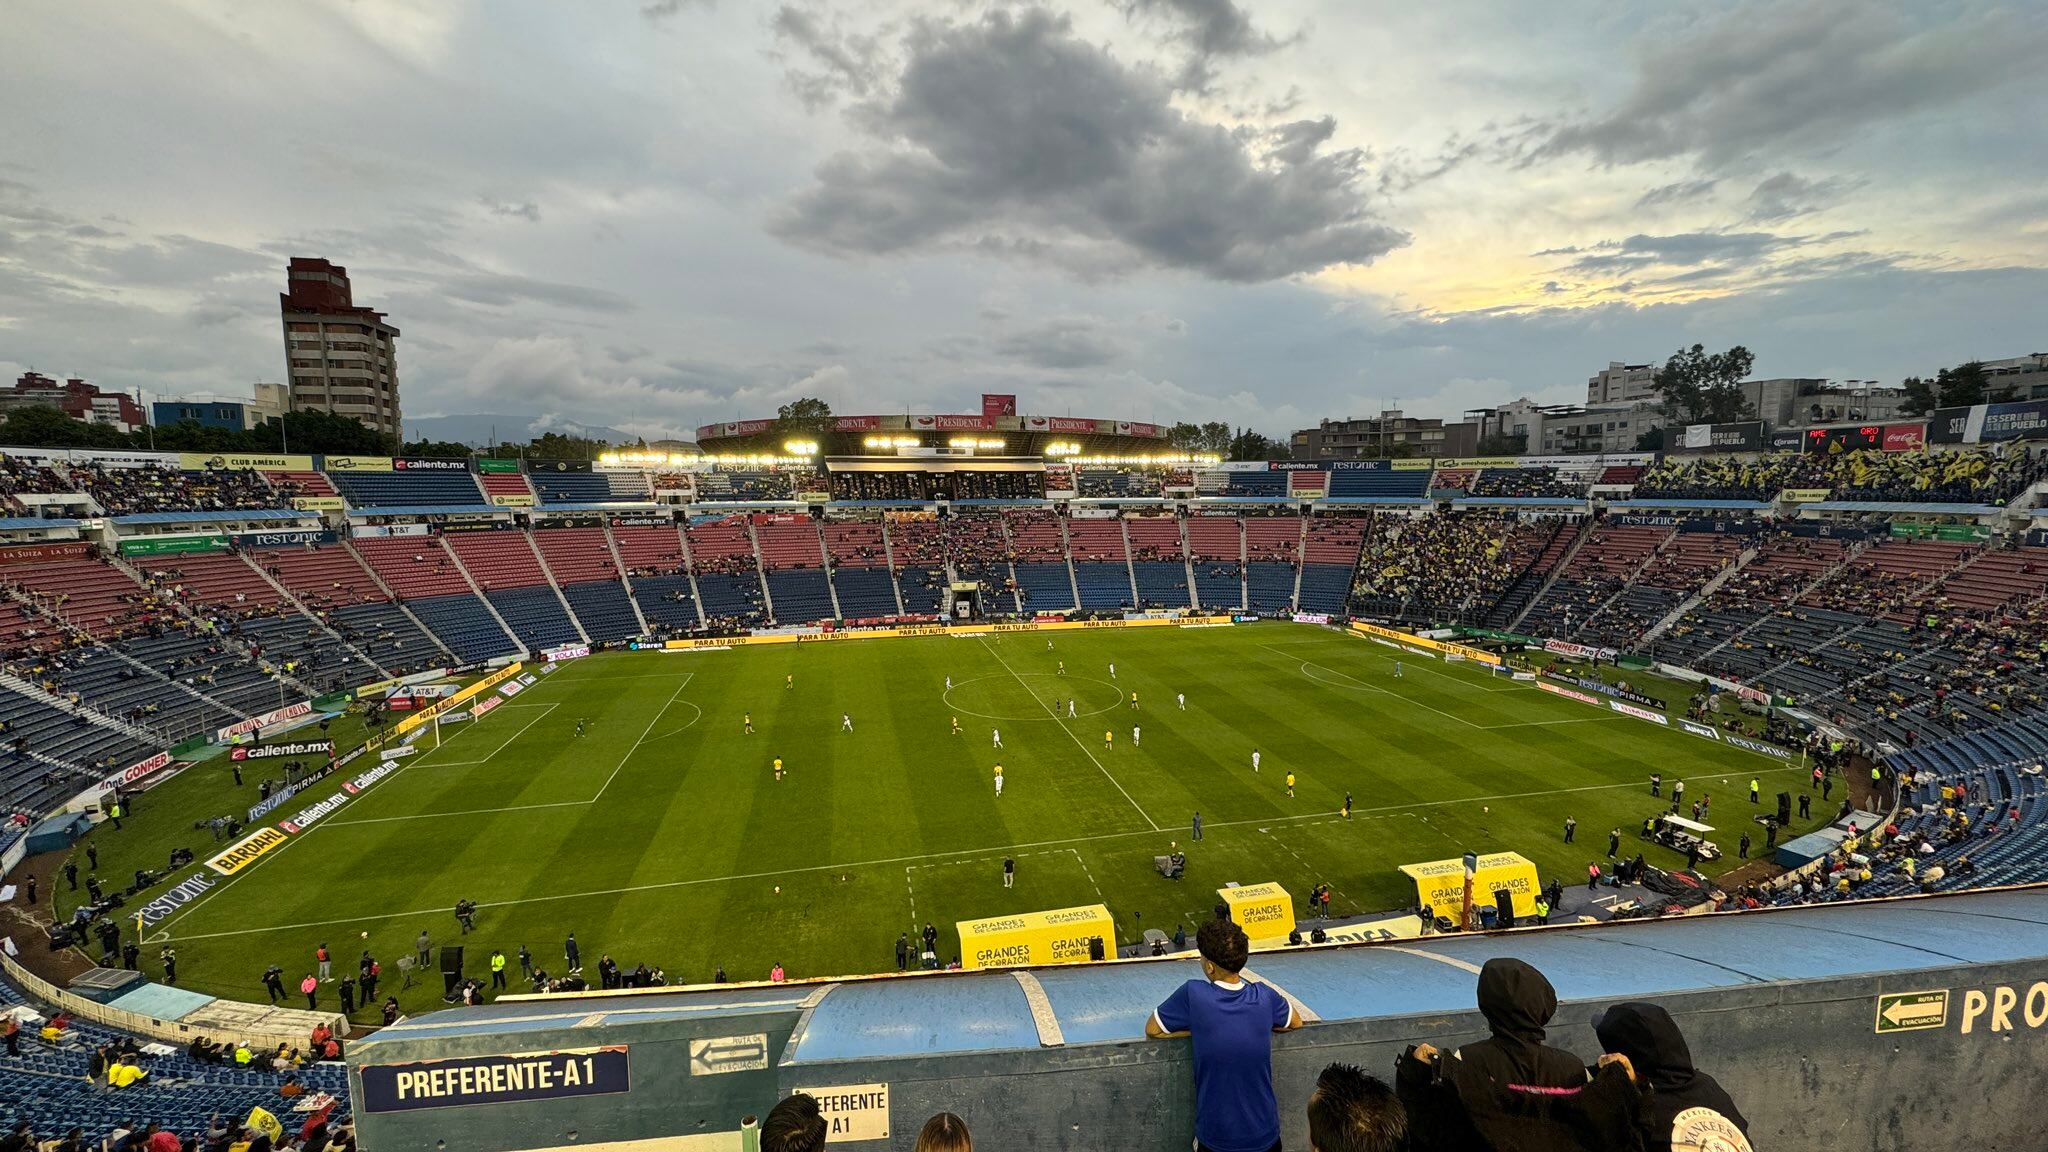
[527, 431, 609, 460]
[147, 419, 245, 453]
[0, 405, 128, 448]
[249, 409, 397, 454]
[1650, 344, 1757, 426]
[774, 397, 835, 446]
[401, 438, 474, 459]
[1634, 426, 1667, 451]
[1899, 376, 1939, 417]
[1168, 421, 1232, 455]
[1227, 427, 1277, 461]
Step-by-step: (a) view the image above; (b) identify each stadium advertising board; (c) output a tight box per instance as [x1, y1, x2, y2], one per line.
[357, 1047, 631, 1115]
[489, 493, 538, 507]
[1781, 488, 1832, 503]
[1026, 416, 1101, 435]
[1116, 421, 1164, 438]
[1218, 882, 1295, 942]
[393, 457, 471, 471]
[1543, 639, 1614, 661]
[207, 826, 290, 875]
[982, 393, 1017, 418]
[119, 535, 228, 556]
[1292, 613, 1332, 625]
[1928, 399, 2048, 445]
[697, 419, 775, 439]
[1536, 681, 1601, 706]
[177, 453, 314, 471]
[394, 663, 524, 736]
[1883, 423, 1927, 451]
[1608, 699, 1669, 725]
[322, 455, 393, 471]
[247, 765, 333, 822]
[1681, 422, 1764, 453]
[132, 872, 216, 927]
[1400, 853, 1540, 918]
[279, 791, 351, 833]
[544, 643, 591, 663]
[216, 701, 313, 742]
[1724, 734, 1792, 759]
[913, 414, 993, 431]
[1548, 674, 1665, 710]
[659, 616, 1235, 649]
[958, 904, 1114, 969]
[101, 751, 173, 792]
[1348, 621, 1503, 666]
[230, 739, 334, 762]
[1768, 428, 1805, 452]
[0, 541, 91, 566]
[1315, 911, 1422, 945]
[833, 415, 883, 431]
[476, 458, 522, 473]
[293, 496, 348, 511]
[1680, 720, 1721, 741]
[234, 528, 335, 547]
[1804, 425, 1884, 453]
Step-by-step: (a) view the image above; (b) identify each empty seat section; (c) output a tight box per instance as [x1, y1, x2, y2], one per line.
[1326, 469, 1430, 499]
[261, 543, 388, 609]
[824, 521, 897, 617]
[767, 569, 835, 623]
[487, 585, 582, 651]
[408, 593, 520, 662]
[1298, 516, 1367, 614]
[562, 580, 642, 642]
[444, 531, 550, 591]
[1002, 511, 1075, 612]
[612, 522, 697, 629]
[350, 538, 473, 599]
[531, 470, 614, 503]
[329, 468, 484, 507]
[479, 473, 536, 504]
[1127, 518, 1189, 607]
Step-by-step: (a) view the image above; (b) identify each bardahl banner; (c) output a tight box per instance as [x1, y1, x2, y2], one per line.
[230, 739, 334, 762]
[321, 455, 393, 472]
[207, 826, 290, 876]
[357, 1047, 630, 1115]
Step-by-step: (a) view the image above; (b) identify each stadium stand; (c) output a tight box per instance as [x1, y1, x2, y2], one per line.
[686, 518, 767, 629]
[65, 464, 278, 516]
[1125, 516, 1189, 609]
[477, 472, 535, 506]
[822, 520, 899, 618]
[1518, 523, 1672, 639]
[328, 467, 484, 508]
[532, 527, 640, 643]
[1297, 514, 1367, 615]
[1186, 515, 1244, 611]
[1326, 467, 1430, 500]
[888, 518, 949, 617]
[1067, 518, 1134, 610]
[1243, 517, 1301, 613]
[613, 522, 699, 632]
[1002, 510, 1076, 613]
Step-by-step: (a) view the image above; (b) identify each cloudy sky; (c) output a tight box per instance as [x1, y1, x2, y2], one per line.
[3, 0, 2044, 442]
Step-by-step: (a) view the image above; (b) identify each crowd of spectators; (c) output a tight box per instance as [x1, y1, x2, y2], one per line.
[1832, 445, 2043, 504]
[1075, 469, 1165, 498]
[1352, 513, 1540, 621]
[0, 457, 74, 506]
[66, 466, 278, 517]
[1633, 454, 1834, 501]
[1465, 467, 1585, 500]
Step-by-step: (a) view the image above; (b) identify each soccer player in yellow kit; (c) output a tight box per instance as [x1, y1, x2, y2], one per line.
[773, 757, 784, 781]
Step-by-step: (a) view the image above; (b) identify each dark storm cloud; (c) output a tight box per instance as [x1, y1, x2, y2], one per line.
[1536, 1, 2048, 169]
[1117, 0, 1296, 92]
[993, 315, 1128, 369]
[771, 7, 1406, 282]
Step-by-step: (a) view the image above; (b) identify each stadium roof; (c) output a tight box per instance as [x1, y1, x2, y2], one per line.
[341, 504, 499, 517]
[111, 509, 308, 526]
[1807, 500, 2005, 516]
[1605, 498, 1773, 511]
[0, 516, 79, 530]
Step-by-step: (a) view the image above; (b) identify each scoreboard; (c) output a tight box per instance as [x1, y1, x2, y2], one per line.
[1805, 425, 1883, 452]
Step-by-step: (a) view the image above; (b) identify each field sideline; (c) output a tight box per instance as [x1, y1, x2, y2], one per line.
[60, 622, 1824, 1018]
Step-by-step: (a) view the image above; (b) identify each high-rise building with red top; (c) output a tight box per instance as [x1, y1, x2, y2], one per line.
[279, 257, 402, 439]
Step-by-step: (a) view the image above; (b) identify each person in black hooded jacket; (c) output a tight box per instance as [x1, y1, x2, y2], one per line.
[1593, 1003, 1751, 1152]
[1397, 957, 1641, 1152]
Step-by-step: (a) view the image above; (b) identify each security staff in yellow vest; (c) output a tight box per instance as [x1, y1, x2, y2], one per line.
[490, 949, 508, 990]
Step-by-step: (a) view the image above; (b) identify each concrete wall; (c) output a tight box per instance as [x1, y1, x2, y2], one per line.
[348, 888, 2048, 1152]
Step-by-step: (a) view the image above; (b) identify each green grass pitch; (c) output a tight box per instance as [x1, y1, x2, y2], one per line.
[63, 622, 1825, 1020]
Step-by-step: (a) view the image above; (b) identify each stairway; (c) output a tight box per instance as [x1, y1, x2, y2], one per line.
[433, 540, 529, 658]
[601, 524, 655, 636]
[340, 539, 461, 665]
[521, 531, 591, 645]
[235, 552, 392, 677]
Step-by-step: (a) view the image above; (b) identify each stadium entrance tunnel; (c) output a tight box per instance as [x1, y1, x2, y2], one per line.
[347, 887, 2048, 1152]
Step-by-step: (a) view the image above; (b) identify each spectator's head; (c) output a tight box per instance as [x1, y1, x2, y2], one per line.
[913, 1112, 971, 1152]
[1196, 917, 1249, 978]
[762, 1093, 829, 1152]
[1307, 1063, 1406, 1152]
[1476, 957, 1557, 1043]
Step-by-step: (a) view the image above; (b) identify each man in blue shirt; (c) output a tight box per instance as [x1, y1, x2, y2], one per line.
[1146, 918, 1303, 1152]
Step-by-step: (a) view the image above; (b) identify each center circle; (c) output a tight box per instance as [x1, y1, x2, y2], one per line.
[942, 674, 1125, 722]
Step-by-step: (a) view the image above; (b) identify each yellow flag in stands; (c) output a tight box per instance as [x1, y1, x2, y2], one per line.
[246, 1106, 284, 1141]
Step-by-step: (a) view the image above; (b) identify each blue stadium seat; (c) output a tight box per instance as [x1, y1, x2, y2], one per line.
[830, 568, 899, 617]
[1072, 561, 1132, 609]
[486, 587, 582, 651]
[765, 569, 835, 624]
[1245, 562, 1296, 612]
[1012, 562, 1075, 612]
[406, 593, 520, 661]
[631, 574, 701, 630]
[562, 580, 642, 642]
[328, 470, 484, 507]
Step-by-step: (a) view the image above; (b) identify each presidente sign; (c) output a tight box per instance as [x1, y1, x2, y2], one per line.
[229, 739, 334, 762]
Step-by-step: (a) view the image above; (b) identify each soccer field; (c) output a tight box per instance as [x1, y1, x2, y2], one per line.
[92, 621, 1822, 1016]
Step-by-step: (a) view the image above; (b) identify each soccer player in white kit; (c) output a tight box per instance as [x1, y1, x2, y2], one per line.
[841, 713, 853, 732]
[945, 676, 953, 691]
[993, 764, 1004, 796]
[1176, 692, 1185, 710]
[1252, 748, 1261, 773]
[1108, 662, 1116, 679]
[1066, 699, 1076, 718]
[992, 728, 1003, 749]
[1132, 725, 1141, 747]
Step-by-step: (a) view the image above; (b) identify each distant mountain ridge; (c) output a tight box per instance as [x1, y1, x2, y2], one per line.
[405, 413, 633, 447]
